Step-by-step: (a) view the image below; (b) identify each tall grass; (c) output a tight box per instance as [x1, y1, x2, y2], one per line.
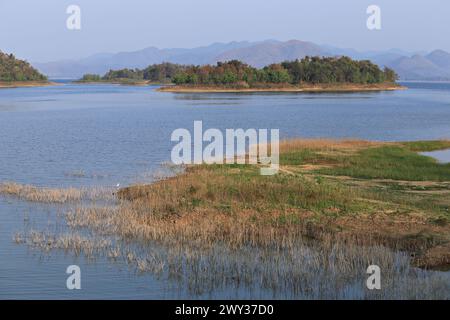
[23, 202, 446, 299]
[0, 182, 114, 203]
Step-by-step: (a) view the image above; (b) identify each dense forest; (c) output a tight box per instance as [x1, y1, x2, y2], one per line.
[0, 51, 47, 81]
[81, 63, 188, 83]
[80, 56, 398, 87]
[173, 57, 398, 86]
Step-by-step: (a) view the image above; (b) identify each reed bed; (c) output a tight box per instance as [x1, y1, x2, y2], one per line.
[15, 230, 111, 257]
[12, 191, 450, 298]
[0, 182, 114, 203]
[279, 138, 384, 154]
[54, 194, 449, 298]
[16, 218, 449, 299]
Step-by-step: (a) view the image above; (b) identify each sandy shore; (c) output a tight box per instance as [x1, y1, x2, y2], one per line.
[0, 81, 57, 88]
[158, 83, 406, 93]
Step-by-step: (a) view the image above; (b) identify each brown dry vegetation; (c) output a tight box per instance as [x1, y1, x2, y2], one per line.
[278, 138, 385, 152]
[0, 182, 113, 203]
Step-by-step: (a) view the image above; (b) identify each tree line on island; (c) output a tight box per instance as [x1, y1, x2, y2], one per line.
[80, 62, 186, 84]
[80, 56, 398, 87]
[0, 51, 47, 82]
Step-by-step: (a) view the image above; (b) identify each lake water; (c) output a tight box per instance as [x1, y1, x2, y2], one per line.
[1, 81, 449, 299]
[421, 149, 450, 163]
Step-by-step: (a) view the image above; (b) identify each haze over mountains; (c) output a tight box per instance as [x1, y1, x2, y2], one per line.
[34, 40, 450, 80]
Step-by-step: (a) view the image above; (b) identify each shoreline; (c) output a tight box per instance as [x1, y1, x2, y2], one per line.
[157, 83, 406, 93]
[0, 81, 57, 88]
[73, 80, 164, 86]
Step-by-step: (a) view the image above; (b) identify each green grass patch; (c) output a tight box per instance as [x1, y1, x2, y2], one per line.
[202, 164, 370, 216]
[402, 140, 450, 152]
[174, 140, 450, 222]
[317, 145, 450, 181]
[280, 149, 323, 165]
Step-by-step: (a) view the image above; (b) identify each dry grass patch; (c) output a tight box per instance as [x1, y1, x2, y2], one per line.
[0, 182, 113, 203]
[279, 138, 384, 153]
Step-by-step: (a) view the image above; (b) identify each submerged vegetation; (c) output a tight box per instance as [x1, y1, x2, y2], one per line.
[5, 139, 450, 298]
[0, 182, 113, 203]
[0, 51, 47, 82]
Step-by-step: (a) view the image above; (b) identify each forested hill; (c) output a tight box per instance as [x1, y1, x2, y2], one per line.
[0, 51, 47, 81]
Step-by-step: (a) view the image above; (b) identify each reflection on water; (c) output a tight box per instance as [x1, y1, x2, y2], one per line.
[0, 81, 450, 299]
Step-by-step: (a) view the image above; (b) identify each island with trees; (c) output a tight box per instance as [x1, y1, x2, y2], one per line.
[0, 51, 51, 88]
[76, 62, 189, 85]
[163, 57, 402, 92]
[78, 56, 402, 92]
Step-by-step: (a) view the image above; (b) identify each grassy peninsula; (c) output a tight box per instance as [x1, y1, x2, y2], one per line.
[117, 139, 450, 270]
[4, 139, 449, 268]
[3, 139, 449, 297]
[0, 51, 51, 88]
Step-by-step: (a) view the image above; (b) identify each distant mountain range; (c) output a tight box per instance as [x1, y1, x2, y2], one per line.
[34, 40, 450, 81]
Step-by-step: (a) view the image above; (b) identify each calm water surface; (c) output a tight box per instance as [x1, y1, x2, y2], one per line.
[1, 81, 449, 299]
[421, 149, 450, 163]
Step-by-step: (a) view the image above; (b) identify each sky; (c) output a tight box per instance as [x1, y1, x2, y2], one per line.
[0, 0, 449, 62]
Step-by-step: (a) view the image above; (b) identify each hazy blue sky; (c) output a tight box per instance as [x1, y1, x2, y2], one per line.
[1, 0, 448, 62]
